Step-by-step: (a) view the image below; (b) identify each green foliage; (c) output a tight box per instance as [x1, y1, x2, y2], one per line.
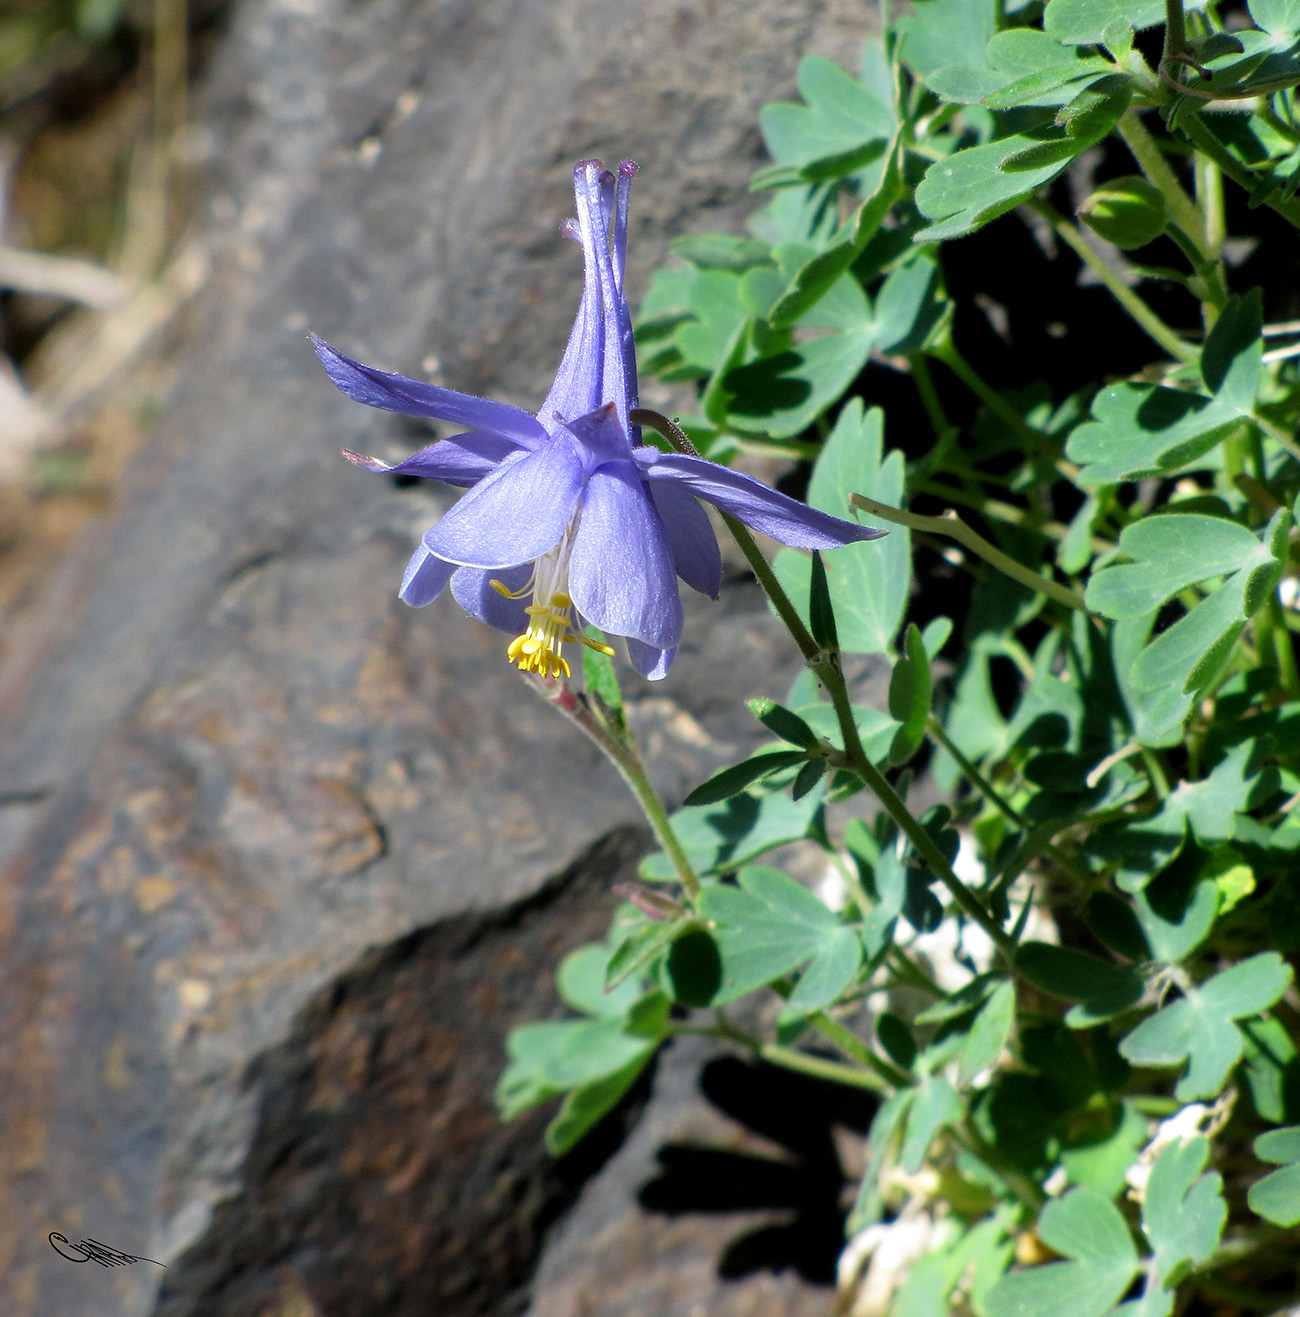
[505, 3, 1300, 1312]
[772, 401, 908, 655]
[1249, 1125, 1300, 1225]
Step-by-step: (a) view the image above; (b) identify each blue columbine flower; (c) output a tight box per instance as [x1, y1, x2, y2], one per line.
[313, 159, 884, 681]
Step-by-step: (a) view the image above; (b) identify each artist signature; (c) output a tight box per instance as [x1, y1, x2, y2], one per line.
[49, 1234, 166, 1269]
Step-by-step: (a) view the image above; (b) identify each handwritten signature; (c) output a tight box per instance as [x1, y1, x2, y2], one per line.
[49, 1234, 166, 1269]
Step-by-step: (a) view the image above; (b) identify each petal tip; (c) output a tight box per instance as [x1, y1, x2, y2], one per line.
[341, 448, 391, 472]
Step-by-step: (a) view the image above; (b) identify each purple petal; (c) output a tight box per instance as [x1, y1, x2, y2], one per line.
[638, 451, 889, 550]
[538, 165, 605, 429]
[312, 335, 548, 446]
[568, 460, 682, 649]
[450, 564, 532, 633]
[384, 432, 524, 487]
[425, 435, 584, 568]
[399, 543, 456, 607]
[562, 402, 634, 470]
[625, 638, 676, 680]
[648, 479, 721, 599]
[613, 161, 640, 433]
[575, 162, 631, 431]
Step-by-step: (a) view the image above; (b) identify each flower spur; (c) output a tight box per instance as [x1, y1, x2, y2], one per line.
[313, 158, 885, 680]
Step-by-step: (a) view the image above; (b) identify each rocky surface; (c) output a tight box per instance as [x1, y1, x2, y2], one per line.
[0, 0, 880, 1313]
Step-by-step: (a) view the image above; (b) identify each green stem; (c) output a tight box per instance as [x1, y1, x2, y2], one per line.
[850, 493, 1090, 613]
[548, 685, 701, 899]
[822, 662, 1020, 967]
[930, 342, 1055, 452]
[1117, 108, 1208, 256]
[1269, 594, 1300, 698]
[908, 353, 954, 443]
[1179, 111, 1300, 233]
[631, 408, 1020, 968]
[1164, 0, 1187, 66]
[759, 1042, 887, 1091]
[812, 1010, 916, 1088]
[681, 1018, 886, 1092]
[1029, 199, 1200, 363]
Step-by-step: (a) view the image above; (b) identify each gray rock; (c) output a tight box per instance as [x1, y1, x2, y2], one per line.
[0, 0, 880, 1313]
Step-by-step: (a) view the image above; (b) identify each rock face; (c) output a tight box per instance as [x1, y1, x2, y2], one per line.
[0, 0, 878, 1313]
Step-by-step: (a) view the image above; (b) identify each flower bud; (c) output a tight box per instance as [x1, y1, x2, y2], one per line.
[1077, 175, 1167, 248]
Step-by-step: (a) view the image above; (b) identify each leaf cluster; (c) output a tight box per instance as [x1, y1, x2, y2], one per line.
[502, 2, 1300, 1312]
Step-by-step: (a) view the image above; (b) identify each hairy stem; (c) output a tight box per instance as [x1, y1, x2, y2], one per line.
[1029, 199, 1199, 363]
[849, 493, 1090, 613]
[539, 680, 701, 899]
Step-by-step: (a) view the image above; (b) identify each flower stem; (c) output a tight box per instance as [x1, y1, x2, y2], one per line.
[629, 407, 1020, 966]
[1028, 198, 1200, 363]
[849, 493, 1090, 613]
[536, 679, 701, 899]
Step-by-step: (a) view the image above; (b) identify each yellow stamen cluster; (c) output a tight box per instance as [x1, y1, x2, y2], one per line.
[492, 585, 616, 681]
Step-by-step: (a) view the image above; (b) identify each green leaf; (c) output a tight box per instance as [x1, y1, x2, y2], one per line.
[1133, 879, 1219, 963]
[1142, 1135, 1226, 1285]
[639, 787, 824, 880]
[889, 623, 933, 766]
[748, 697, 821, 750]
[1249, 1126, 1300, 1226]
[914, 131, 1071, 242]
[684, 750, 809, 806]
[900, 1074, 963, 1173]
[723, 312, 877, 439]
[808, 550, 839, 651]
[1169, 737, 1278, 845]
[929, 28, 1110, 109]
[1044, 0, 1167, 45]
[984, 1187, 1140, 1317]
[1066, 384, 1243, 486]
[1128, 507, 1293, 695]
[545, 1053, 652, 1155]
[1120, 952, 1294, 1099]
[759, 54, 895, 175]
[605, 916, 690, 990]
[1112, 613, 1195, 747]
[1086, 514, 1263, 621]
[878, 1012, 919, 1070]
[787, 924, 863, 1012]
[697, 865, 849, 1004]
[1241, 1016, 1298, 1122]
[1249, 0, 1300, 40]
[959, 978, 1016, 1085]
[772, 402, 908, 655]
[874, 253, 950, 354]
[1200, 290, 1263, 415]
[1017, 942, 1145, 1023]
[670, 233, 773, 271]
[1084, 890, 1150, 962]
[1062, 1101, 1150, 1198]
[558, 944, 647, 1019]
[896, 0, 998, 80]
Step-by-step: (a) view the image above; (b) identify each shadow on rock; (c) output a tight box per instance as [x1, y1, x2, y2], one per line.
[154, 828, 652, 1317]
[638, 1054, 877, 1285]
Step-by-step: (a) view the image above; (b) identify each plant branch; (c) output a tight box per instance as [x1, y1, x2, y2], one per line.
[536, 679, 701, 899]
[849, 494, 1090, 613]
[1028, 199, 1200, 363]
